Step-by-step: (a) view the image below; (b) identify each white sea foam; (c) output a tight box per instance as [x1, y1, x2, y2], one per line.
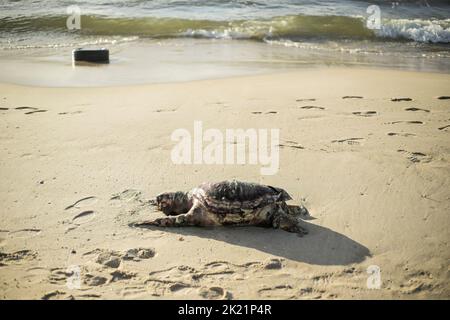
[182, 29, 251, 40]
[181, 18, 450, 44]
[376, 19, 450, 43]
[0, 36, 140, 50]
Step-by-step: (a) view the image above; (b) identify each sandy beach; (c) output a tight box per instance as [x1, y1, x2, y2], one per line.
[0, 67, 449, 299]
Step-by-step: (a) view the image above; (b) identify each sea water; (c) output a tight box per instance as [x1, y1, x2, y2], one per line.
[0, 0, 449, 86]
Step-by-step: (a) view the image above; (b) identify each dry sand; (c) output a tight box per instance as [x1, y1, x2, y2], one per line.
[0, 67, 449, 299]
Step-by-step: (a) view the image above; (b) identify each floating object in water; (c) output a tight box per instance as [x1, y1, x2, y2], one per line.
[72, 48, 109, 64]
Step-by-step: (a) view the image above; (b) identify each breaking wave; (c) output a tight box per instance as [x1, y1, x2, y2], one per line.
[1, 14, 449, 43]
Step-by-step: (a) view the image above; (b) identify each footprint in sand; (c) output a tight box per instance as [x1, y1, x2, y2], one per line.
[401, 282, 434, 295]
[76, 294, 102, 299]
[397, 149, 431, 163]
[41, 290, 67, 300]
[204, 260, 260, 271]
[122, 248, 156, 261]
[8, 228, 41, 239]
[49, 260, 139, 291]
[192, 269, 235, 281]
[352, 111, 377, 117]
[198, 262, 237, 280]
[199, 286, 231, 300]
[0, 250, 37, 266]
[310, 273, 334, 285]
[23, 267, 51, 284]
[144, 277, 191, 296]
[203, 261, 231, 269]
[15, 106, 38, 110]
[83, 274, 108, 286]
[95, 251, 123, 269]
[154, 108, 177, 113]
[331, 138, 364, 145]
[169, 282, 193, 293]
[83, 247, 156, 270]
[279, 140, 304, 150]
[120, 286, 149, 298]
[296, 98, 316, 102]
[65, 197, 98, 231]
[65, 196, 98, 210]
[405, 107, 430, 113]
[149, 261, 260, 283]
[389, 120, 423, 125]
[147, 278, 198, 297]
[48, 268, 74, 285]
[391, 97, 413, 102]
[25, 109, 47, 115]
[263, 258, 284, 270]
[58, 111, 83, 115]
[387, 132, 416, 137]
[250, 111, 277, 114]
[297, 115, 324, 121]
[400, 269, 435, 294]
[72, 210, 95, 224]
[143, 259, 297, 298]
[279, 144, 304, 150]
[342, 96, 363, 99]
[110, 270, 137, 282]
[301, 287, 328, 299]
[49, 265, 91, 288]
[258, 284, 296, 299]
[146, 262, 239, 295]
[409, 152, 430, 163]
[300, 106, 325, 110]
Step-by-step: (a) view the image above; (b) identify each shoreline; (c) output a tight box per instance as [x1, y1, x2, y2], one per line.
[0, 64, 449, 90]
[1, 38, 450, 88]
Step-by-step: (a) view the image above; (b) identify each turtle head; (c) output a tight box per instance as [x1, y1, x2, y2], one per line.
[270, 186, 292, 201]
[156, 191, 193, 215]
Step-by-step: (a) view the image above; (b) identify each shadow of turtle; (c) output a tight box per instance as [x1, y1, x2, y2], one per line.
[133, 220, 370, 266]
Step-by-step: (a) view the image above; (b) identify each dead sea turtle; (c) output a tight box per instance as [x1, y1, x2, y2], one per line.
[136, 180, 308, 235]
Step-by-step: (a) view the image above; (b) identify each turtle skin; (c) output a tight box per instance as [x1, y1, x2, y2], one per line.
[134, 180, 307, 235]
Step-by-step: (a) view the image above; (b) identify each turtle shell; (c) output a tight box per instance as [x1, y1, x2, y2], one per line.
[191, 180, 292, 214]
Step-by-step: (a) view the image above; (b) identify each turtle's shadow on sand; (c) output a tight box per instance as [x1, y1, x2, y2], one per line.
[136, 222, 371, 266]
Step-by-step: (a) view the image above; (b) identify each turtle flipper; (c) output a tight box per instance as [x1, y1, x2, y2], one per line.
[135, 213, 194, 228]
[134, 203, 204, 228]
[272, 210, 308, 236]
